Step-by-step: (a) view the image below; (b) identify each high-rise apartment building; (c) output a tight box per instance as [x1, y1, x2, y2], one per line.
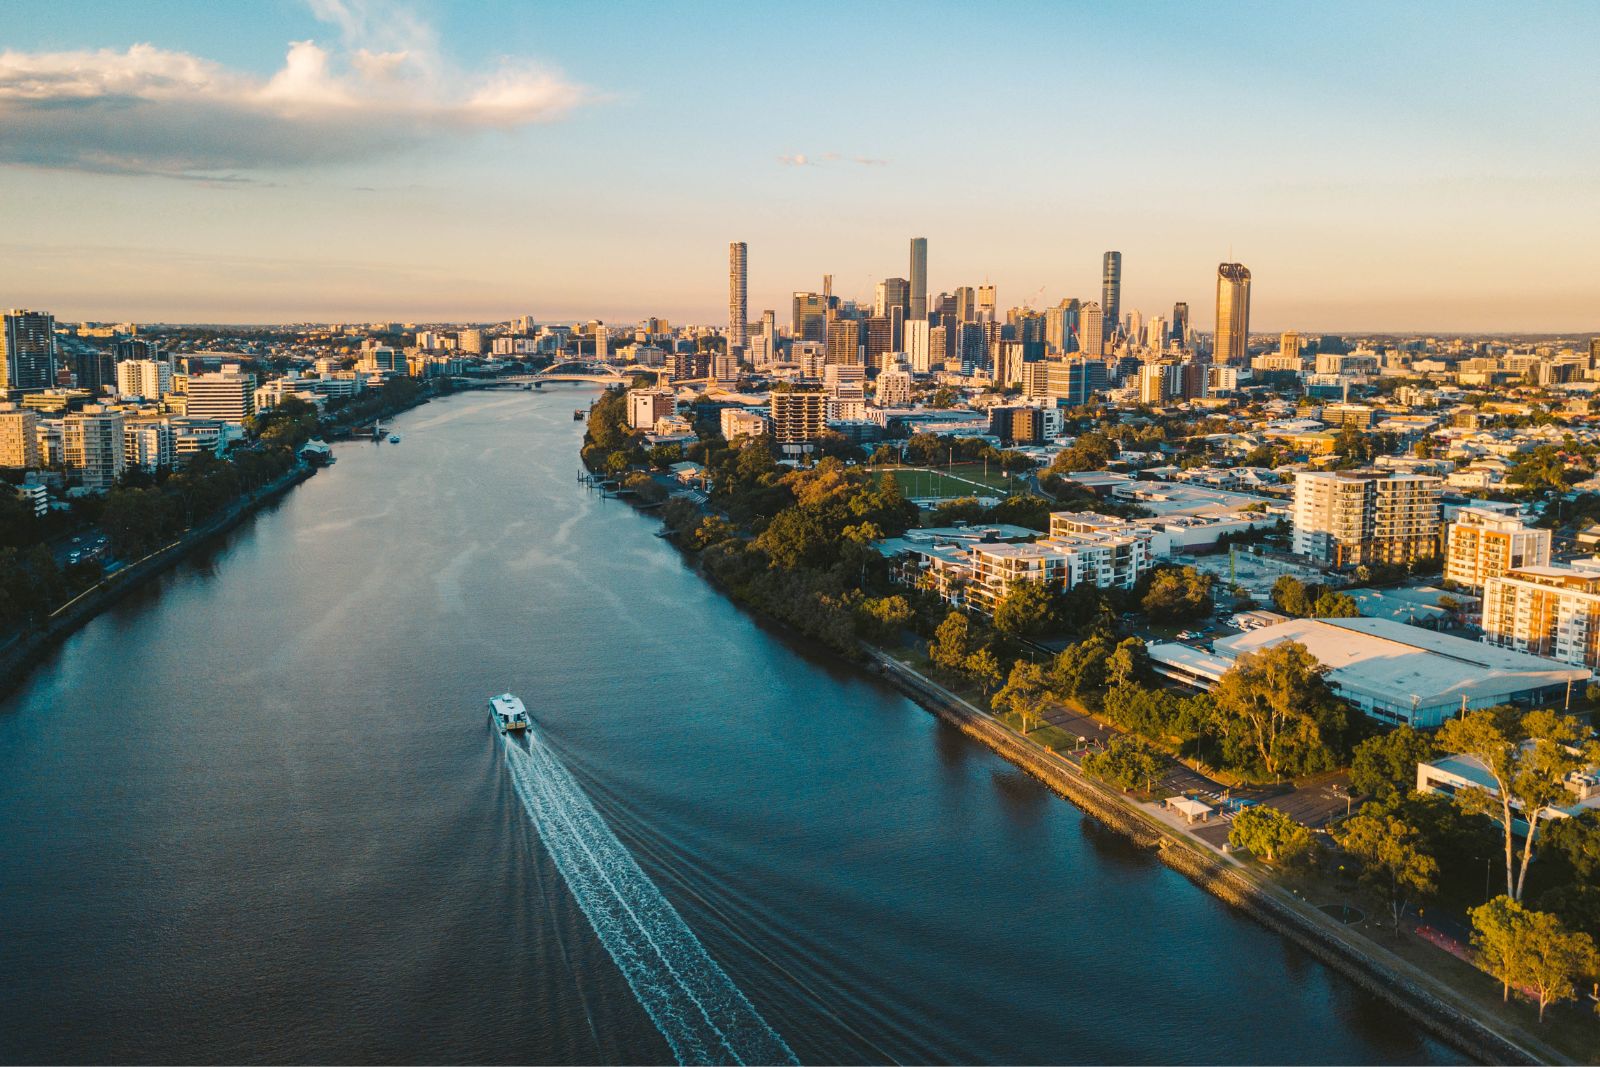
[728, 241, 748, 355]
[792, 292, 827, 342]
[117, 359, 173, 400]
[953, 286, 976, 324]
[905, 320, 932, 374]
[1482, 564, 1600, 668]
[0, 403, 40, 468]
[769, 391, 829, 451]
[1215, 263, 1252, 366]
[63, 405, 126, 493]
[124, 419, 176, 472]
[1292, 470, 1442, 569]
[908, 238, 928, 321]
[1444, 507, 1551, 593]
[1080, 303, 1105, 358]
[2, 310, 58, 395]
[185, 368, 257, 423]
[876, 363, 913, 407]
[113, 338, 161, 364]
[1101, 253, 1122, 343]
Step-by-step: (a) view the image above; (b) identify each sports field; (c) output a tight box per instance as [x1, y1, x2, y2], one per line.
[868, 463, 1017, 499]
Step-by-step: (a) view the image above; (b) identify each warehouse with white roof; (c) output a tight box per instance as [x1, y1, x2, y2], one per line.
[1148, 616, 1589, 728]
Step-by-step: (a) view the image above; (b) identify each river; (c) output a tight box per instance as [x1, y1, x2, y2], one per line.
[0, 387, 1455, 1065]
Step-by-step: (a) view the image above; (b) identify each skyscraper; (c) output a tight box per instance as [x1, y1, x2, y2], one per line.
[874, 277, 909, 320]
[909, 237, 928, 321]
[1081, 302, 1105, 358]
[976, 284, 997, 323]
[1171, 302, 1190, 347]
[792, 292, 827, 342]
[1215, 263, 1252, 366]
[1101, 253, 1122, 343]
[728, 242, 748, 355]
[2, 309, 57, 395]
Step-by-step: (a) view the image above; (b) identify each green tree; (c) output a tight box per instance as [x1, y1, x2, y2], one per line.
[1311, 590, 1361, 618]
[1437, 707, 1600, 901]
[1349, 726, 1441, 800]
[1050, 632, 1114, 698]
[1336, 802, 1439, 933]
[929, 611, 972, 671]
[1210, 641, 1347, 781]
[1471, 896, 1600, 1021]
[965, 647, 1002, 693]
[1139, 565, 1213, 623]
[1540, 808, 1600, 883]
[1085, 735, 1166, 793]
[1105, 636, 1149, 690]
[1271, 575, 1312, 617]
[993, 578, 1056, 638]
[992, 660, 1051, 733]
[1229, 805, 1314, 864]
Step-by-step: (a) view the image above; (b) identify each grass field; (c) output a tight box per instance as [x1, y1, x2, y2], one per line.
[868, 463, 1018, 499]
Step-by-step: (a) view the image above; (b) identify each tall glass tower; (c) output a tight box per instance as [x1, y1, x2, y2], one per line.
[1215, 263, 1252, 365]
[1101, 252, 1121, 343]
[909, 237, 928, 321]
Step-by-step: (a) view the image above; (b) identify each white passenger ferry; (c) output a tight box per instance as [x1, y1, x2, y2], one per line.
[488, 693, 530, 733]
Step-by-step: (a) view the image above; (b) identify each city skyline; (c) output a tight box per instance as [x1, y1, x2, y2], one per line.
[2, 0, 1599, 329]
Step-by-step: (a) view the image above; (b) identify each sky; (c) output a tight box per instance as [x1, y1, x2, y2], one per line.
[2, 0, 1598, 332]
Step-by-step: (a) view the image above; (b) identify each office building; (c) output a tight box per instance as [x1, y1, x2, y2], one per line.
[1215, 263, 1252, 366]
[728, 241, 748, 355]
[863, 316, 894, 370]
[1281, 330, 1302, 362]
[1292, 469, 1442, 569]
[0, 403, 40, 468]
[63, 404, 126, 492]
[1044, 299, 1080, 354]
[1445, 508, 1552, 593]
[1081, 303, 1105, 358]
[1046, 358, 1107, 406]
[117, 359, 173, 400]
[909, 238, 928, 321]
[1172, 302, 1190, 347]
[769, 391, 829, 451]
[113, 338, 161, 364]
[1483, 564, 1600, 668]
[792, 292, 827, 342]
[976, 285, 996, 323]
[1101, 252, 1122, 343]
[184, 368, 257, 423]
[875, 277, 909, 321]
[2, 309, 58, 395]
[826, 319, 862, 366]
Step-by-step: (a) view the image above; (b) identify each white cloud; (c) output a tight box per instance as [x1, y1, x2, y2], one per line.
[0, 5, 588, 179]
[778, 151, 888, 168]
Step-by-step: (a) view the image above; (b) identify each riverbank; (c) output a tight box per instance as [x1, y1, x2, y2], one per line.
[866, 650, 1556, 1067]
[603, 475, 1564, 1066]
[0, 462, 315, 701]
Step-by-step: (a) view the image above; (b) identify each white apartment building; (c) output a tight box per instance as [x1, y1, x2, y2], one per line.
[116, 358, 172, 400]
[719, 408, 770, 441]
[876, 365, 913, 407]
[1482, 564, 1600, 668]
[627, 389, 676, 431]
[124, 420, 176, 472]
[63, 405, 126, 492]
[184, 368, 256, 423]
[1444, 507, 1551, 593]
[1292, 469, 1442, 569]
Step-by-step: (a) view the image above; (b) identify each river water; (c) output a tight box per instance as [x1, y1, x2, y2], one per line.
[0, 388, 1455, 1065]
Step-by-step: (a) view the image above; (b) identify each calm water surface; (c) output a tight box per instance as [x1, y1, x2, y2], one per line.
[0, 388, 1457, 1064]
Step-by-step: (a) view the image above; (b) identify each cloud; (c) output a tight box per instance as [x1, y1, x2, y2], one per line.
[0, 4, 588, 179]
[778, 152, 889, 168]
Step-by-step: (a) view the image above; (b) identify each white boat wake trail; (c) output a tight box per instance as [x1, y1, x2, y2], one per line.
[502, 735, 798, 1066]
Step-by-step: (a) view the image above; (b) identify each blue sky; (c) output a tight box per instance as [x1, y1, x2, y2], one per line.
[2, 0, 1597, 330]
